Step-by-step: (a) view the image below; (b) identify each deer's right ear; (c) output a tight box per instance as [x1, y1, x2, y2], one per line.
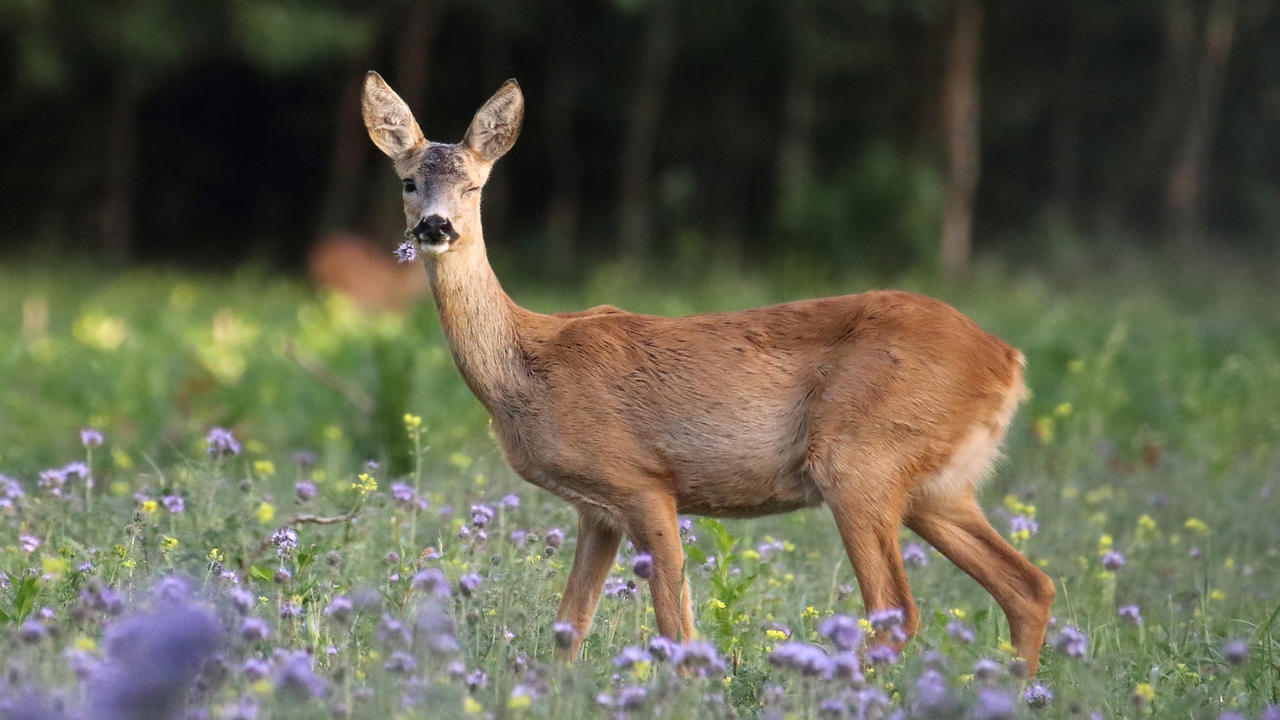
[361, 71, 426, 161]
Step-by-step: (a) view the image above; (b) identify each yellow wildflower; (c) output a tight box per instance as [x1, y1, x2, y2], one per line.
[801, 606, 818, 620]
[352, 473, 377, 495]
[708, 599, 727, 610]
[253, 460, 276, 477]
[1184, 518, 1211, 535]
[160, 536, 178, 551]
[1053, 402, 1073, 417]
[255, 501, 275, 524]
[1134, 683, 1155, 703]
[507, 693, 532, 711]
[403, 413, 422, 431]
[463, 697, 484, 715]
[140, 500, 158, 514]
[73, 635, 98, 652]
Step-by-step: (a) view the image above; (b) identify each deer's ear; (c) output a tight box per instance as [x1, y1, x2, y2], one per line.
[361, 71, 426, 161]
[463, 79, 523, 163]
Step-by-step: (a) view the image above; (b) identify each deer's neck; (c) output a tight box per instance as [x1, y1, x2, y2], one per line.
[425, 238, 532, 410]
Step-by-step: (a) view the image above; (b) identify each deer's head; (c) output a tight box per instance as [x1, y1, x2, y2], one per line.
[361, 72, 523, 257]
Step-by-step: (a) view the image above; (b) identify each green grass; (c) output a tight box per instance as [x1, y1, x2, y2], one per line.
[0, 256, 1277, 718]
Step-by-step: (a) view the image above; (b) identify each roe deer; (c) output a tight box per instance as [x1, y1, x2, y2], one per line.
[361, 73, 1055, 671]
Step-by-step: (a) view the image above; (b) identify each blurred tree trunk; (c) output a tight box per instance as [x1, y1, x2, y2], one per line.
[774, 0, 817, 232]
[318, 70, 372, 236]
[543, 4, 581, 275]
[940, 0, 982, 279]
[617, 0, 677, 258]
[1047, 24, 1091, 225]
[1164, 0, 1237, 250]
[100, 69, 142, 262]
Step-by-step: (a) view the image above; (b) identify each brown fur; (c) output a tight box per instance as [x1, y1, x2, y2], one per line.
[308, 232, 427, 313]
[361, 73, 1055, 671]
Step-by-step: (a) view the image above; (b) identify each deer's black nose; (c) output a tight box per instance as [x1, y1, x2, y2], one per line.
[413, 215, 456, 243]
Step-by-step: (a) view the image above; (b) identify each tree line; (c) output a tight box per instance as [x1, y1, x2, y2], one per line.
[1, 0, 1275, 276]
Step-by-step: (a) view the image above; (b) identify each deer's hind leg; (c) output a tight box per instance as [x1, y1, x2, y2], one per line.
[556, 510, 623, 661]
[809, 442, 920, 641]
[623, 492, 694, 642]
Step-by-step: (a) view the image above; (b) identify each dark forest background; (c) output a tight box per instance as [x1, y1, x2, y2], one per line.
[2, 0, 1277, 280]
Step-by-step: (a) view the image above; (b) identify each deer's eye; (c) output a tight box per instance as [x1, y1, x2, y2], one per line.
[402, 179, 417, 193]
[462, 186, 479, 197]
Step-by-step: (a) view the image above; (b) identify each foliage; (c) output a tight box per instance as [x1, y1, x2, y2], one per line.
[0, 258, 1279, 717]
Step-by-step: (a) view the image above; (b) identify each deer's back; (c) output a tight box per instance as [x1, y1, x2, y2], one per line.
[499, 290, 1023, 517]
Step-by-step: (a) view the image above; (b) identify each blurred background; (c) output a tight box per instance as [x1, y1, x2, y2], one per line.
[2, 0, 1278, 281]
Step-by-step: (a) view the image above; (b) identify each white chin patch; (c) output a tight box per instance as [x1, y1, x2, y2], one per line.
[419, 239, 452, 255]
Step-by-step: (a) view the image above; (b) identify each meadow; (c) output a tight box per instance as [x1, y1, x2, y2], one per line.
[1, 255, 1278, 719]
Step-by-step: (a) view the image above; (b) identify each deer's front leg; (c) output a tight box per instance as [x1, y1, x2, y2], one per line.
[555, 510, 622, 661]
[626, 494, 693, 641]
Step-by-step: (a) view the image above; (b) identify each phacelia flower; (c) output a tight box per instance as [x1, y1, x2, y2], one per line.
[946, 619, 976, 643]
[1010, 514, 1039, 537]
[868, 607, 905, 632]
[470, 504, 495, 527]
[411, 568, 451, 598]
[1101, 551, 1126, 570]
[817, 614, 862, 652]
[544, 527, 564, 550]
[974, 688, 1015, 720]
[1053, 625, 1088, 658]
[1223, 638, 1249, 666]
[553, 621, 576, 649]
[390, 482, 416, 507]
[631, 552, 655, 580]
[612, 646, 652, 670]
[206, 427, 241, 458]
[81, 428, 104, 447]
[901, 542, 929, 568]
[394, 241, 418, 263]
[323, 596, 354, 624]
[162, 495, 185, 514]
[270, 527, 298, 558]
[240, 617, 270, 642]
[500, 494, 519, 509]
[19, 534, 41, 554]
[294, 481, 317, 502]
[458, 572, 482, 597]
[866, 643, 898, 665]
[1023, 682, 1053, 709]
[1117, 604, 1143, 626]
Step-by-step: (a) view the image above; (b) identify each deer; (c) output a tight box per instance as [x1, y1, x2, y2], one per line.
[360, 72, 1056, 672]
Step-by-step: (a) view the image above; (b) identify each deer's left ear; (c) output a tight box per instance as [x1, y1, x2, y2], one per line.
[463, 79, 524, 163]
[362, 71, 426, 161]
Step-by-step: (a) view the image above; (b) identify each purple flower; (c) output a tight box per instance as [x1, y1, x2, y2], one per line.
[868, 607, 904, 632]
[678, 518, 696, 543]
[206, 427, 241, 458]
[901, 542, 929, 568]
[1010, 514, 1039, 536]
[544, 527, 564, 550]
[466, 669, 488, 691]
[294, 481, 317, 502]
[500, 494, 519, 509]
[612, 646, 652, 670]
[1223, 638, 1249, 666]
[603, 577, 638, 600]
[81, 428, 104, 447]
[470, 504, 495, 527]
[974, 688, 1015, 720]
[94, 604, 223, 720]
[152, 576, 191, 604]
[162, 495, 185, 514]
[390, 482, 416, 507]
[508, 529, 528, 545]
[648, 636, 683, 663]
[394, 241, 417, 263]
[242, 658, 269, 681]
[18, 619, 47, 643]
[38, 468, 67, 496]
[912, 669, 953, 716]
[678, 641, 726, 676]
[1053, 625, 1088, 658]
[1101, 551, 1126, 570]
[323, 596, 354, 624]
[1117, 604, 1143, 626]
[1023, 682, 1053, 709]
[946, 620, 975, 644]
[378, 614, 411, 648]
[410, 568, 451, 598]
[553, 621, 576, 649]
[240, 617, 270, 642]
[458, 572, 482, 597]
[272, 649, 325, 698]
[768, 642, 831, 676]
[757, 539, 785, 560]
[1219, 713, 1247, 720]
[229, 588, 255, 615]
[1260, 706, 1280, 720]
[632, 552, 655, 580]
[384, 651, 417, 673]
[270, 527, 298, 559]
[866, 643, 898, 665]
[818, 614, 862, 652]
[19, 534, 40, 554]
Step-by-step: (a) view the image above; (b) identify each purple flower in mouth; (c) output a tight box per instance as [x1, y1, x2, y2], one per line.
[1023, 682, 1053, 709]
[1117, 604, 1143, 626]
[394, 241, 418, 263]
[81, 428, 104, 447]
[1101, 550, 1126, 570]
[206, 427, 241, 458]
[631, 552, 655, 580]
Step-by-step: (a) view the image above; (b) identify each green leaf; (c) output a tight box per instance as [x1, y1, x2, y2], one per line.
[685, 545, 707, 565]
[249, 565, 274, 583]
[14, 576, 38, 622]
[0, 608, 11, 624]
